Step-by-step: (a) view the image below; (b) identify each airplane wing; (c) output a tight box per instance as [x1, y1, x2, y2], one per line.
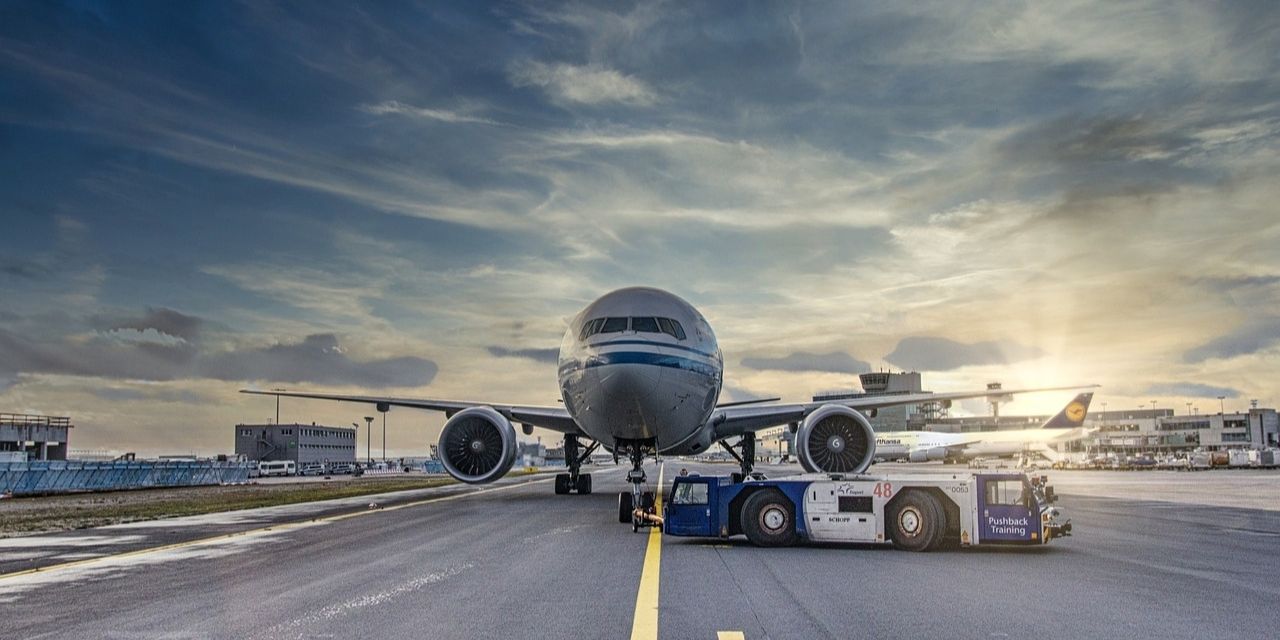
[239, 389, 582, 434]
[711, 385, 1096, 440]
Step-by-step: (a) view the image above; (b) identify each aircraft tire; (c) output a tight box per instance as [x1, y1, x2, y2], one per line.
[554, 473, 571, 495]
[618, 491, 634, 523]
[576, 473, 592, 494]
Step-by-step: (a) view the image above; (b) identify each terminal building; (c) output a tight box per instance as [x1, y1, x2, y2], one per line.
[234, 423, 356, 465]
[1, 413, 72, 461]
[918, 405, 1279, 454]
[1070, 405, 1279, 455]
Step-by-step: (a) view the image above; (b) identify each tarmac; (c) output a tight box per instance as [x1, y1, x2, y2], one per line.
[1, 462, 1278, 639]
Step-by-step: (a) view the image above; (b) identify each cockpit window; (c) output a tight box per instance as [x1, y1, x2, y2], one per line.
[578, 318, 603, 340]
[657, 317, 687, 340]
[581, 316, 686, 341]
[599, 317, 628, 334]
[631, 317, 660, 333]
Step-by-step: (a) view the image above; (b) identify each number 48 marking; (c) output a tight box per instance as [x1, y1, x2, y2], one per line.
[873, 482, 893, 498]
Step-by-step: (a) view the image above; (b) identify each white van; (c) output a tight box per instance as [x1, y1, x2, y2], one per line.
[258, 460, 297, 477]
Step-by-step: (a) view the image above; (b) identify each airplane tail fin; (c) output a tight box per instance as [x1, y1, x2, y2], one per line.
[1041, 392, 1094, 429]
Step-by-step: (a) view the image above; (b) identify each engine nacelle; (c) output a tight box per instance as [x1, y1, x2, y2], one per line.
[438, 406, 518, 484]
[908, 447, 948, 463]
[796, 404, 876, 474]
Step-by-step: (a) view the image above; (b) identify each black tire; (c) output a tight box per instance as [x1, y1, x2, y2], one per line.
[740, 490, 798, 547]
[618, 491, 634, 523]
[554, 473, 571, 495]
[889, 490, 944, 552]
[576, 474, 592, 495]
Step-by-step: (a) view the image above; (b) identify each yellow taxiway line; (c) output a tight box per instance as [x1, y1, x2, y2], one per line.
[630, 463, 665, 640]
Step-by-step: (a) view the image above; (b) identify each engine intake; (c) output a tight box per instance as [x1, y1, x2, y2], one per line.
[797, 404, 876, 474]
[438, 406, 518, 484]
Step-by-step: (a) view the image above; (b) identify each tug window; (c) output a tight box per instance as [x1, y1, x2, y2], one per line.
[985, 480, 1028, 507]
[671, 482, 709, 505]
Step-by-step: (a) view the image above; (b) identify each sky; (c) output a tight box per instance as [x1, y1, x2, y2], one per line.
[1, 1, 1278, 457]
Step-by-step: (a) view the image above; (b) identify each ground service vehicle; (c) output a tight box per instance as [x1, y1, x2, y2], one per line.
[664, 472, 1071, 551]
[257, 460, 297, 477]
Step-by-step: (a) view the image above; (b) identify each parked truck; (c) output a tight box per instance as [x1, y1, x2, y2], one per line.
[663, 471, 1071, 551]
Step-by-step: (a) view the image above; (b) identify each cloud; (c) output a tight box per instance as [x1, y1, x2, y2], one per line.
[200, 333, 436, 387]
[0, 325, 436, 389]
[884, 337, 1044, 371]
[91, 307, 203, 341]
[1182, 317, 1280, 363]
[358, 101, 500, 126]
[740, 351, 870, 374]
[486, 346, 560, 364]
[1143, 382, 1241, 399]
[90, 386, 215, 405]
[510, 61, 656, 105]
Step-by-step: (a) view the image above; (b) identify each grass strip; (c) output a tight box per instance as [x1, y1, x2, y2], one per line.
[0, 476, 459, 536]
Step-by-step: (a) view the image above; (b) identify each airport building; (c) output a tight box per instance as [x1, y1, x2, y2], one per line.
[0, 413, 72, 461]
[234, 423, 356, 465]
[925, 406, 1279, 453]
[813, 372, 948, 431]
[1076, 406, 1280, 454]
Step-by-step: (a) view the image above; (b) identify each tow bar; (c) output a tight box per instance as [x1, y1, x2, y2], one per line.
[633, 508, 664, 531]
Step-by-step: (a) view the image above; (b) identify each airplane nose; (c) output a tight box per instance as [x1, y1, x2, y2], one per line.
[594, 360, 662, 402]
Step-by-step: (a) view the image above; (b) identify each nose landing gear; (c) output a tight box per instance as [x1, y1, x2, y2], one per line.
[615, 438, 660, 531]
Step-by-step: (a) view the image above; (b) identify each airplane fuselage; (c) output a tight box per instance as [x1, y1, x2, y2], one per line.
[557, 287, 723, 454]
[876, 427, 1089, 461]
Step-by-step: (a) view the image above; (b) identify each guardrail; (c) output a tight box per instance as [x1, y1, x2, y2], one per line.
[0, 460, 253, 496]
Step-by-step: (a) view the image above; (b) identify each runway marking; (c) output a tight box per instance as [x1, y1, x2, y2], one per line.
[630, 463, 664, 640]
[717, 632, 746, 640]
[0, 475, 555, 583]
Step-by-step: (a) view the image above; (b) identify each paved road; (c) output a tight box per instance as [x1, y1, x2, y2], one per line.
[2, 463, 1278, 639]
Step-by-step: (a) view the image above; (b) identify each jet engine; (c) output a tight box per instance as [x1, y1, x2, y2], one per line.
[796, 404, 876, 474]
[438, 406, 518, 484]
[908, 447, 948, 463]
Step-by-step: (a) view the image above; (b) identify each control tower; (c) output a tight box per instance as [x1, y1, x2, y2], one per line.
[813, 371, 944, 431]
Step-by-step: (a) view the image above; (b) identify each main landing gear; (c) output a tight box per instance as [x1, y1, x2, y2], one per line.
[719, 432, 757, 483]
[615, 438, 659, 531]
[555, 434, 599, 495]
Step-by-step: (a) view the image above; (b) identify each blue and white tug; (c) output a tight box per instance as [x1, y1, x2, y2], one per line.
[663, 471, 1071, 551]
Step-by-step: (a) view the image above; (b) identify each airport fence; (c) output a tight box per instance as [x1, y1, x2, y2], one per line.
[0, 460, 253, 496]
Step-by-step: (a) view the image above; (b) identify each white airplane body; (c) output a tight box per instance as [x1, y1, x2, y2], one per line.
[875, 393, 1095, 463]
[244, 287, 1092, 524]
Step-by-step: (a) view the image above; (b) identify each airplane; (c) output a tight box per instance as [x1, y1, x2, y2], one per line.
[873, 392, 1095, 464]
[243, 287, 1092, 528]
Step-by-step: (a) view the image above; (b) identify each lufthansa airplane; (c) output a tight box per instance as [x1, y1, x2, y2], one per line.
[244, 287, 1088, 526]
[874, 392, 1095, 463]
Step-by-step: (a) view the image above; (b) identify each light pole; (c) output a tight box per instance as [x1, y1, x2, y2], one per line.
[1186, 402, 1192, 416]
[1217, 395, 1225, 415]
[382, 412, 387, 463]
[272, 388, 286, 424]
[364, 416, 374, 465]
